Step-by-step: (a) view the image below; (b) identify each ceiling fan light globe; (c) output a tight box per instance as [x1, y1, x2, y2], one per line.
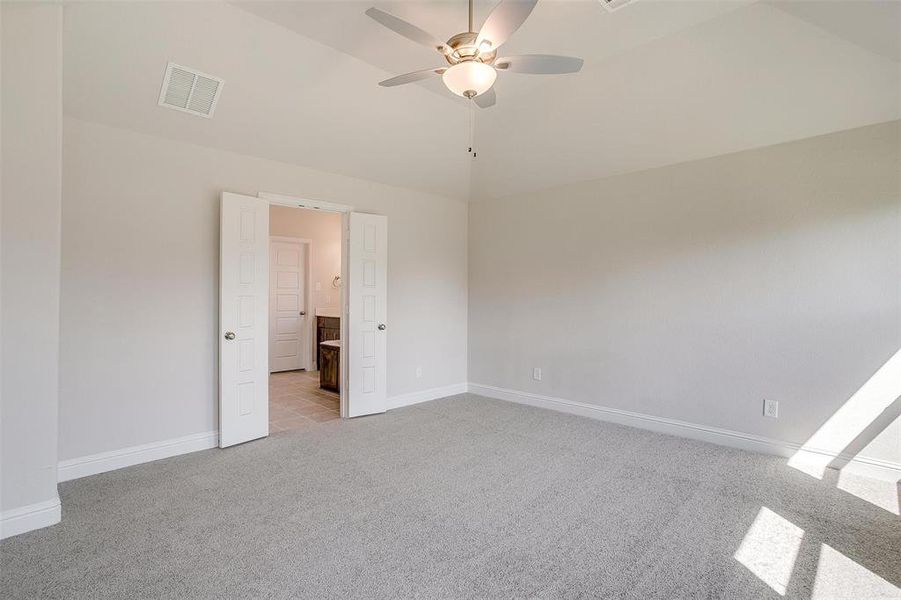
[442, 61, 497, 98]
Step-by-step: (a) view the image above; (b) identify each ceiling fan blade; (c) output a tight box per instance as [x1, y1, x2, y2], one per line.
[378, 68, 446, 87]
[473, 87, 496, 108]
[475, 0, 539, 51]
[494, 54, 584, 74]
[365, 8, 446, 53]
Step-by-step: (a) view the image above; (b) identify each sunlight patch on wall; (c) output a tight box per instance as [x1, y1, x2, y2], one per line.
[788, 348, 901, 479]
[734, 507, 804, 595]
[812, 544, 900, 599]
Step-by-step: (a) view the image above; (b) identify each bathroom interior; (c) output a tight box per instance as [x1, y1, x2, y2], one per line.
[267, 205, 343, 432]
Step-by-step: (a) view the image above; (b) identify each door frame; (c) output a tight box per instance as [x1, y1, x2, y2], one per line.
[259, 192, 353, 418]
[268, 235, 314, 373]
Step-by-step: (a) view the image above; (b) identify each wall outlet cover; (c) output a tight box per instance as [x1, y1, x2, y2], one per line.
[763, 398, 779, 419]
[533, 367, 542, 381]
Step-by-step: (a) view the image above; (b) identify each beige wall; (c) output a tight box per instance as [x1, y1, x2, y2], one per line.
[59, 117, 468, 462]
[0, 3, 62, 526]
[269, 206, 341, 315]
[469, 121, 901, 465]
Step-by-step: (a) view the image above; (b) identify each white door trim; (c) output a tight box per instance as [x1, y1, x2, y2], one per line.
[269, 235, 314, 372]
[259, 192, 354, 213]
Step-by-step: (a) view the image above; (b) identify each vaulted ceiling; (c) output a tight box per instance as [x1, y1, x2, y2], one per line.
[63, 1, 900, 201]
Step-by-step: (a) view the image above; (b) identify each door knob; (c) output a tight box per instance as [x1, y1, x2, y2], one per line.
[224, 331, 236, 340]
[299, 311, 306, 316]
[377, 323, 386, 331]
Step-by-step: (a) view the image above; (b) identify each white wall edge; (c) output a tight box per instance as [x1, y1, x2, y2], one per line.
[387, 383, 468, 411]
[0, 497, 61, 540]
[468, 383, 901, 480]
[58, 430, 219, 483]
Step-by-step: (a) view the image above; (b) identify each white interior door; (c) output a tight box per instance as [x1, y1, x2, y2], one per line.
[219, 192, 269, 447]
[269, 239, 309, 372]
[347, 212, 387, 417]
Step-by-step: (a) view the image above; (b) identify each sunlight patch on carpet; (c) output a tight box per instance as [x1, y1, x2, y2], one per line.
[812, 544, 900, 599]
[734, 507, 804, 595]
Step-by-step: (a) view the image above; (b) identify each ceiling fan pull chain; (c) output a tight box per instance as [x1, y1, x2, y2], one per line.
[468, 97, 473, 155]
[473, 98, 478, 158]
[472, 105, 477, 159]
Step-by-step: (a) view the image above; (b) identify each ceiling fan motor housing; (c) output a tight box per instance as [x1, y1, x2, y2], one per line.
[444, 32, 498, 66]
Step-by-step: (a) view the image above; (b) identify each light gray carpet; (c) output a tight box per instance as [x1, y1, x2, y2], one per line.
[2, 394, 899, 599]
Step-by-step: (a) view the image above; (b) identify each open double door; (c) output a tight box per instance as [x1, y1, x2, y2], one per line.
[218, 192, 387, 447]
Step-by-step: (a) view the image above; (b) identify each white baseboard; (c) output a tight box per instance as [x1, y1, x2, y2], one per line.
[58, 430, 219, 482]
[56, 384, 468, 484]
[468, 383, 901, 481]
[387, 382, 468, 410]
[0, 497, 61, 540]
[52, 383, 899, 486]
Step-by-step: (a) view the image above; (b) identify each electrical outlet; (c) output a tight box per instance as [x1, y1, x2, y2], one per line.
[763, 398, 779, 419]
[415, 366, 422, 378]
[532, 367, 542, 381]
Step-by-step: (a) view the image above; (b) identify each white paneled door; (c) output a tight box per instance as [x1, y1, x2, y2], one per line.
[269, 239, 309, 373]
[220, 192, 269, 447]
[347, 213, 388, 417]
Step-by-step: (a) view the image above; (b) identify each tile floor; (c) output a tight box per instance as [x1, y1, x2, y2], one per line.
[269, 369, 339, 432]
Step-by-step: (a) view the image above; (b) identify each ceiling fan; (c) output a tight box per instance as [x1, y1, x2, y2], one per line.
[366, 0, 583, 108]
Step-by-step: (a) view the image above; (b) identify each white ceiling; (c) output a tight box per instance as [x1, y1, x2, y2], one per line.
[63, 1, 473, 200]
[63, 1, 900, 201]
[471, 0, 901, 198]
[766, 0, 901, 63]
[235, 0, 753, 101]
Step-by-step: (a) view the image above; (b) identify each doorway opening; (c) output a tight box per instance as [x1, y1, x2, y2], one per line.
[219, 191, 388, 448]
[268, 204, 343, 433]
